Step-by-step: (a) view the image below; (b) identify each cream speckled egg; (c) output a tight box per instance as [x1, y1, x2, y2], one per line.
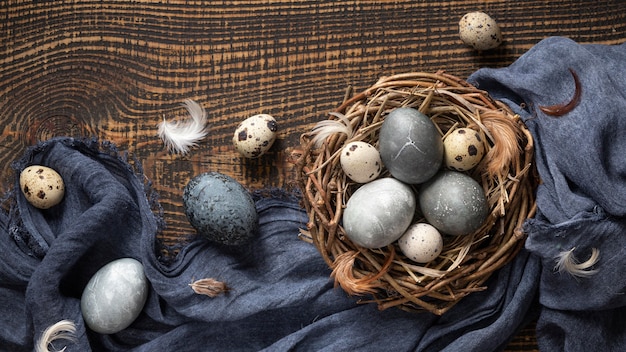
[397, 223, 443, 263]
[459, 11, 502, 50]
[233, 114, 278, 158]
[443, 128, 485, 171]
[340, 141, 383, 183]
[19, 165, 65, 209]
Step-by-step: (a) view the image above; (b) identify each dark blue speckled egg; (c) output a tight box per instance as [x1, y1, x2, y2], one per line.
[183, 172, 258, 245]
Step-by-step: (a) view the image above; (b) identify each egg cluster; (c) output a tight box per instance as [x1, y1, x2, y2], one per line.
[340, 107, 489, 264]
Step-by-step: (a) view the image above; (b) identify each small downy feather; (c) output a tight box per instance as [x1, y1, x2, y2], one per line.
[554, 247, 600, 278]
[310, 112, 353, 148]
[35, 320, 77, 352]
[157, 99, 209, 155]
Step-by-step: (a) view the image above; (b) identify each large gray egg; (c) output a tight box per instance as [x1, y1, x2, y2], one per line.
[419, 170, 489, 236]
[81, 258, 148, 335]
[343, 177, 416, 248]
[183, 172, 258, 245]
[379, 107, 443, 184]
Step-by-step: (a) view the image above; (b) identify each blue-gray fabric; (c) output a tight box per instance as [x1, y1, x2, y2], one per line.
[1, 36, 623, 352]
[468, 36, 626, 351]
[0, 138, 537, 351]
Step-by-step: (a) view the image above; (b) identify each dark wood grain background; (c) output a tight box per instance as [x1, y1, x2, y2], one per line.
[2, 1, 625, 350]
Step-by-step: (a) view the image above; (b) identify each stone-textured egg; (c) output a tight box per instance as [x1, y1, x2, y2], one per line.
[19, 165, 65, 209]
[340, 141, 383, 183]
[183, 172, 258, 245]
[81, 258, 149, 335]
[379, 107, 443, 184]
[459, 11, 502, 51]
[443, 128, 485, 171]
[343, 177, 416, 248]
[398, 223, 443, 263]
[419, 170, 489, 236]
[233, 114, 278, 158]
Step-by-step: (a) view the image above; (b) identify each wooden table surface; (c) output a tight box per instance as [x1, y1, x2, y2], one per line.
[2, 1, 625, 350]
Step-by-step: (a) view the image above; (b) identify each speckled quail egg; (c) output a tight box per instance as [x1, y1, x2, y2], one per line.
[340, 141, 383, 183]
[19, 165, 65, 209]
[459, 11, 502, 50]
[233, 114, 278, 158]
[397, 223, 443, 263]
[443, 128, 485, 171]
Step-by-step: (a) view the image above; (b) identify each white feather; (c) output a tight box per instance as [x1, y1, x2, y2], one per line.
[36, 320, 77, 352]
[554, 247, 600, 278]
[310, 112, 353, 148]
[157, 99, 209, 155]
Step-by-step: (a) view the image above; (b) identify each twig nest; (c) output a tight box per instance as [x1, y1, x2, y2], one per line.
[20, 165, 65, 209]
[233, 114, 278, 158]
[459, 11, 502, 50]
[297, 71, 537, 314]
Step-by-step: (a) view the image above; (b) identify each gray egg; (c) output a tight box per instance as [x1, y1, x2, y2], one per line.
[81, 258, 148, 335]
[379, 107, 443, 184]
[342, 177, 416, 248]
[419, 170, 489, 236]
[183, 172, 258, 245]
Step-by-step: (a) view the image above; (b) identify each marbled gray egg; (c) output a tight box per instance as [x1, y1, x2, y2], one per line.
[342, 177, 416, 248]
[183, 172, 258, 245]
[81, 258, 148, 335]
[379, 107, 443, 184]
[419, 170, 489, 236]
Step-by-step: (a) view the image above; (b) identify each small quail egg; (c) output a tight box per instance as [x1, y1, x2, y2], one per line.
[459, 11, 502, 50]
[340, 141, 383, 183]
[397, 223, 443, 263]
[20, 165, 65, 209]
[233, 114, 278, 158]
[443, 128, 485, 171]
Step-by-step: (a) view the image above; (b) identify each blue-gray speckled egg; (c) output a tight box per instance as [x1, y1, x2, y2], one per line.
[342, 177, 416, 248]
[379, 107, 443, 184]
[81, 258, 148, 335]
[419, 170, 489, 236]
[183, 172, 258, 245]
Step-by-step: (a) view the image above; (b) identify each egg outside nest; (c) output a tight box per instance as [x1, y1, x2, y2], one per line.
[183, 172, 259, 246]
[233, 114, 278, 158]
[19, 165, 65, 209]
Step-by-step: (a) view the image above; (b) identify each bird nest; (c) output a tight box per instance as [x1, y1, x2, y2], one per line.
[296, 71, 537, 315]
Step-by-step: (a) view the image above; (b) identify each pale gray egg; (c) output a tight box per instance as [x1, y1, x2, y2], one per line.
[81, 258, 149, 335]
[343, 177, 416, 248]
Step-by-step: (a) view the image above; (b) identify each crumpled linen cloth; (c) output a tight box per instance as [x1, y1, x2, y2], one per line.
[468, 36, 626, 352]
[0, 137, 537, 351]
